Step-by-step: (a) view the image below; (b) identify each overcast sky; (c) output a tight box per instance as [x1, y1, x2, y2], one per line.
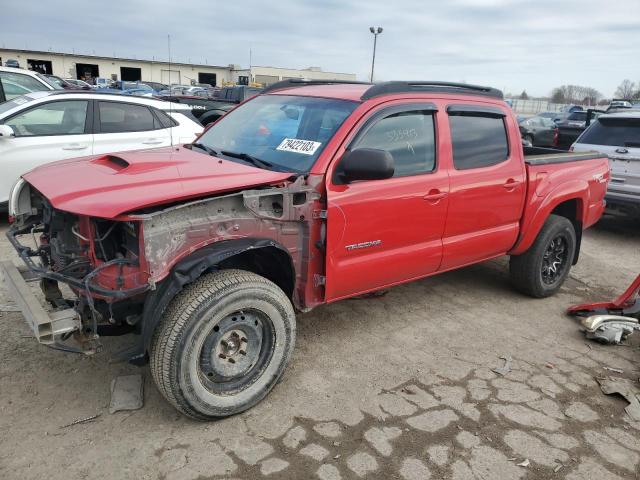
[3, 0, 638, 97]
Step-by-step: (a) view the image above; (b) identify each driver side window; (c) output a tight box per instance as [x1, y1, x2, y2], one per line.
[353, 110, 436, 177]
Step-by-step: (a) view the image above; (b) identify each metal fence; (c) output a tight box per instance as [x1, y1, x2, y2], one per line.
[506, 98, 591, 115]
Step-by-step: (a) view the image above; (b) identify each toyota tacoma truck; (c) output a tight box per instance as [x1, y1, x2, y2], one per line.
[2, 80, 609, 420]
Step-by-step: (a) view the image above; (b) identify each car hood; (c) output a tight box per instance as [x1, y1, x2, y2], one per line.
[22, 146, 293, 219]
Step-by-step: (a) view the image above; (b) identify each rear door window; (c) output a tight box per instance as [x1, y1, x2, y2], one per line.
[449, 114, 509, 170]
[98, 102, 157, 133]
[578, 117, 640, 147]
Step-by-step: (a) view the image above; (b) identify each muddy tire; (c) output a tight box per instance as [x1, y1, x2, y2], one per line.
[149, 269, 296, 420]
[509, 214, 576, 298]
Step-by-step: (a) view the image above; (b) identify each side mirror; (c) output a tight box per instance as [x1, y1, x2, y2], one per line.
[335, 148, 394, 184]
[0, 125, 15, 138]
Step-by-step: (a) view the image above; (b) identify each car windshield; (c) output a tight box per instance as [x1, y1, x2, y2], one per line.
[578, 117, 640, 147]
[567, 112, 587, 121]
[36, 74, 63, 90]
[197, 94, 358, 172]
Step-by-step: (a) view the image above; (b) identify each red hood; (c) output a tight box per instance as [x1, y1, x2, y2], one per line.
[22, 147, 293, 219]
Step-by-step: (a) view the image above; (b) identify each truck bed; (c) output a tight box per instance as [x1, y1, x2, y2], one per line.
[523, 146, 606, 165]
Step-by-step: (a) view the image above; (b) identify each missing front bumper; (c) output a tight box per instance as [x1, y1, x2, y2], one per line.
[0, 260, 80, 345]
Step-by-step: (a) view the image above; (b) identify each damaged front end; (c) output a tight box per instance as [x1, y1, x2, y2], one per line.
[3, 176, 324, 358]
[4, 181, 150, 354]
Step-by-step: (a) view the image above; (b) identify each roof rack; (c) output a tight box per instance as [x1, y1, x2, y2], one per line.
[261, 79, 504, 101]
[361, 81, 503, 100]
[261, 78, 371, 94]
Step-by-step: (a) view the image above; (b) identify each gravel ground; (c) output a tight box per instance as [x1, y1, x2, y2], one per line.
[0, 215, 639, 480]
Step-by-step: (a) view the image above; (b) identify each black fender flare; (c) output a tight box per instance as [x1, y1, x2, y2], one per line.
[125, 238, 294, 365]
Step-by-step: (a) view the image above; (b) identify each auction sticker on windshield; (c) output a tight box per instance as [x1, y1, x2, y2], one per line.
[276, 138, 322, 156]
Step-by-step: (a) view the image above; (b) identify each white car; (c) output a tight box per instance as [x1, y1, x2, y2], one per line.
[0, 66, 60, 102]
[0, 91, 203, 206]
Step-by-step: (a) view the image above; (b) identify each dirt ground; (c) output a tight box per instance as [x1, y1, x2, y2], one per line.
[1, 215, 639, 480]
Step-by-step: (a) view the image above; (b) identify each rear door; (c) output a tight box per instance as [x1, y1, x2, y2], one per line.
[440, 104, 525, 270]
[0, 99, 92, 203]
[92, 100, 172, 155]
[574, 116, 640, 201]
[325, 103, 449, 300]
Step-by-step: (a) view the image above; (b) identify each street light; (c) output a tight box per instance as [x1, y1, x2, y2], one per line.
[369, 26, 383, 82]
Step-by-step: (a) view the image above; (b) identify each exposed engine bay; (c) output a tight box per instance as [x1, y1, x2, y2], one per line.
[6, 176, 322, 358]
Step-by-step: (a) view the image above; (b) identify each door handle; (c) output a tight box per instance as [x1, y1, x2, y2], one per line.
[142, 138, 163, 145]
[423, 190, 448, 202]
[62, 144, 88, 151]
[503, 179, 521, 190]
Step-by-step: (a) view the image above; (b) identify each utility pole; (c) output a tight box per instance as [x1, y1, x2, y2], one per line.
[369, 26, 383, 82]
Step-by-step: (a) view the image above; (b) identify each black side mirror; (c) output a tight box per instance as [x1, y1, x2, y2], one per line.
[335, 148, 394, 184]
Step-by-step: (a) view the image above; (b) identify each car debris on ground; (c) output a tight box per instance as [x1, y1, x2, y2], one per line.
[596, 376, 640, 421]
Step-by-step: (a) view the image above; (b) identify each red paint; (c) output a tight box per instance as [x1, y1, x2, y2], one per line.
[22, 147, 291, 219]
[21, 85, 609, 309]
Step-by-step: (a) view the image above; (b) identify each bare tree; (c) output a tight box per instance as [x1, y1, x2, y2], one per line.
[519, 90, 529, 100]
[550, 84, 602, 105]
[614, 79, 636, 100]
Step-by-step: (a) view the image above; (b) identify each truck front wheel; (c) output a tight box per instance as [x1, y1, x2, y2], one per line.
[509, 214, 576, 298]
[149, 269, 296, 420]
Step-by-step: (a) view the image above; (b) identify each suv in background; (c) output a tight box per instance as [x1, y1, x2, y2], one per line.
[573, 111, 640, 216]
[0, 66, 60, 103]
[4, 59, 20, 68]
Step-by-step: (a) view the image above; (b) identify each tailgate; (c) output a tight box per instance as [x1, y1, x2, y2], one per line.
[608, 152, 640, 200]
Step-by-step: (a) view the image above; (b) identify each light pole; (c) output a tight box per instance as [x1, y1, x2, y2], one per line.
[369, 26, 383, 82]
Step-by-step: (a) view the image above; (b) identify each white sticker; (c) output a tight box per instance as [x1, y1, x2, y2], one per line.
[276, 138, 322, 156]
[13, 97, 28, 105]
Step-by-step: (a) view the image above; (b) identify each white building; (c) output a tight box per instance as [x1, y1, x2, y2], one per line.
[0, 48, 356, 87]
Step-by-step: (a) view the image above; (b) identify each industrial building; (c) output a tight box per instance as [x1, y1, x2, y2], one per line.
[0, 48, 356, 87]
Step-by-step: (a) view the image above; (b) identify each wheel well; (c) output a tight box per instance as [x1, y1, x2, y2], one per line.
[551, 199, 582, 264]
[218, 247, 295, 299]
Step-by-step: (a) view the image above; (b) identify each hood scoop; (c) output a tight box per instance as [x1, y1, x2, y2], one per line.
[92, 155, 131, 172]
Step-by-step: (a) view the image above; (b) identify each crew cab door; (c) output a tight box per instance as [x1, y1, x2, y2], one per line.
[0, 99, 92, 203]
[92, 100, 172, 155]
[325, 103, 449, 301]
[440, 104, 525, 270]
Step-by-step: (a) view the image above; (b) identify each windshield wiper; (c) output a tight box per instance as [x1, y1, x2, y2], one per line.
[189, 142, 219, 156]
[221, 150, 274, 170]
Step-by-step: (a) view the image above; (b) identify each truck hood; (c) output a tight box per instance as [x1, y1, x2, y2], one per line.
[22, 147, 293, 219]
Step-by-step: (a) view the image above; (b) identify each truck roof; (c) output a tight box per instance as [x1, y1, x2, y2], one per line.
[264, 80, 504, 102]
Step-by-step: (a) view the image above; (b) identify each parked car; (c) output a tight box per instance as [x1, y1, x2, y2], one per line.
[3, 80, 609, 420]
[519, 116, 558, 147]
[93, 78, 113, 89]
[157, 85, 263, 126]
[42, 74, 90, 90]
[0, 66, 61, 103]
[555, 109, 604, 149]
[97, 81, 156, 97]
[141, 81, 168, 93]
[4, 59, 20, 68]
[608, 100, 632, 110]
[572, 111, 640, 217]
[0, 90, 202, 206]
[64, 78, 93, 90]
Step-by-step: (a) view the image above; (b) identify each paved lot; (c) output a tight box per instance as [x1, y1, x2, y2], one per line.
[1, 215, 639, 480]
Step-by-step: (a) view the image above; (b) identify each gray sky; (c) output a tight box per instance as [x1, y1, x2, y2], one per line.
[3, 0, 638, 97]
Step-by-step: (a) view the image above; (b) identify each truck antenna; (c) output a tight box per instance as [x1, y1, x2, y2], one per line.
[168, 34, 174, 148]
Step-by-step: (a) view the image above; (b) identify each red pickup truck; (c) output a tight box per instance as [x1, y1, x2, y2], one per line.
[3, 80, 609, 419]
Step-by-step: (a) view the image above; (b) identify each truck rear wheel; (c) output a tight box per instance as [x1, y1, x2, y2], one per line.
[149, 269, 296, 420]
[509, 214, 576, 298]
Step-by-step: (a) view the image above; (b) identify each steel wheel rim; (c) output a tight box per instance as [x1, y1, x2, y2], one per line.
[541, 234, 569, 285]
[198, 309, 275, 394]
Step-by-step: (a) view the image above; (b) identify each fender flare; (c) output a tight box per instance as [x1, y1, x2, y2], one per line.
[510, 181, 588, 256]
[125, 238, 294, 365]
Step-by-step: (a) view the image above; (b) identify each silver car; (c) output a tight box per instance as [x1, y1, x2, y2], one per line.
[573, 111, 640, 216]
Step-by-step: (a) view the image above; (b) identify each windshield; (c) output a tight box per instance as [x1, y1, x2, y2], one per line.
[197, 94, 358, 172]
[36, 74, 64, 90]
[567, 112, 587, 121]
[578, 117, 640, 147]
